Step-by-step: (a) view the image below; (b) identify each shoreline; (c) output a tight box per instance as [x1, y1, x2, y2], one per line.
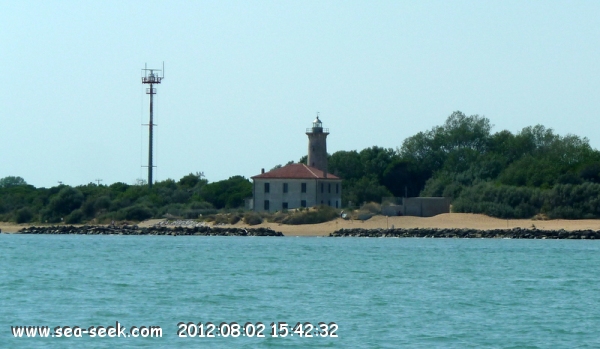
[5, 213, 600, 237]
[211, 213, 600, 236]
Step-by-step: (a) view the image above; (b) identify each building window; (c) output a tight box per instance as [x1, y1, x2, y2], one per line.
[321, 183, 324, 193]
[301, 183, 306, 193]
[283, 183, 288, 193]
[328, 183, 331, 193]
[328, 200, 331, 206]
[321, 200, 323, 204]
[264, 183, 270, 193]
[335, 200, 338, 208]
[282, 202, 288, 210]
[336, 183, 339, 194]
[301, 200, 306, 208]
[264, 200, 270, 211]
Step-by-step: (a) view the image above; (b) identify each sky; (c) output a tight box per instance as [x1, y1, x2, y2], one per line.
[2, 1, 600, 188]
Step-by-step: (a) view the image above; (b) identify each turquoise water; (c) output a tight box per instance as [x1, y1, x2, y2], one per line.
[1, 235, 600, 348]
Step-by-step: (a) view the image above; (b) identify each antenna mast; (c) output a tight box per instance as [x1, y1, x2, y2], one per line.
[141, 62, 164, 188]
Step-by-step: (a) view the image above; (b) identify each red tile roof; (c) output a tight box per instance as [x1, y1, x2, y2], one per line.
[252, 163, 340, 179]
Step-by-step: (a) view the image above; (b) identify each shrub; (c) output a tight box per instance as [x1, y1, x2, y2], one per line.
[359, 202, 381, 214]
[267, 212, 287, 223]
[39, 208, 61, 223]
[228, 214, 241, 224]
[65, 209, 84, 224]
[452, 182, 542, 218]
[15, 207, 33, 223]
[94, 196, 112, 211]
[350, 202, 381, 221]
[49, 187, 84, 216]
[181, 209, 203, 219]
[157, 204, 185, 218]
[281, 205, 339, 225]
[243, 212, 263, 225]
[96, 212, 119, 224]
[81, 200, 94, 218]
[200, 214, 216, 222]
[189, 202, 218, 218]
[189, 201, 214, 210]
[123, 205, 153, 221]
[200, 176, 252, 209]
[213, 214, 229, 224]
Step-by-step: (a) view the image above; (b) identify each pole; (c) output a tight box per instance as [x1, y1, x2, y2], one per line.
[142, 65, 163, 189]
[148, 81, 154, 188]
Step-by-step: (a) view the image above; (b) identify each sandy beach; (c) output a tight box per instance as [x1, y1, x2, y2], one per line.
[224, 213, 600, 236]
[5, 213, 600, 236]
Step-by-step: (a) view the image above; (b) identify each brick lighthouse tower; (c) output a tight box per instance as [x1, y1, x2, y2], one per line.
[306, 114, 329, 175]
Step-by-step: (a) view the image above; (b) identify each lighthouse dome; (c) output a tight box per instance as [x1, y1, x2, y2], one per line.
[312, 116, 322, 128]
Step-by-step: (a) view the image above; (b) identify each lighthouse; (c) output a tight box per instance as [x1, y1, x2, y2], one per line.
[251, 114, 341, 212]
[306, 115, 329, 175]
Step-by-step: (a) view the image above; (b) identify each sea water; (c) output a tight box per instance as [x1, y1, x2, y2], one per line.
[1, 235, 599, 348]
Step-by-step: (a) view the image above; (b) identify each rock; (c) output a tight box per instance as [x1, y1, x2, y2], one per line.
[328, 227, 600, 239]
[15, 224, 284, 237]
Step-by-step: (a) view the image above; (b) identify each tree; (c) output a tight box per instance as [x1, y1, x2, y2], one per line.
[399, 111, 493, 175]
[580, 162, 600, 183]
[0, 176, 27, 188]
[15, 207, 33, 223]
[342, 176, 392, 207]
[382, 160, 428, 197]
[178, 173, 202, 188]
[200, 176, 252, 209]
[48, 187, 84, 217]
[269, 161, 296, 172]
[498, 128, 600, 188]
[359, 147, 398, 182]
[328, 151, 363, 180]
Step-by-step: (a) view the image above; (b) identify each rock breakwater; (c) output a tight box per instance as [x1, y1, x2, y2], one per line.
[18, 225, 283, 236]
[153, 220, 207, 228]
[330, 227, 600, 239]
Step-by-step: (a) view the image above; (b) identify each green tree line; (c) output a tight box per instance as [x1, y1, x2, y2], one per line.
[0, 174, 251, 224]
[303, 111, 600, 218]
[4, 110, 600, 222]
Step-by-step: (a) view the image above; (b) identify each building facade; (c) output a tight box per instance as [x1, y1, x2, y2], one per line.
[252, 164, 342, 212]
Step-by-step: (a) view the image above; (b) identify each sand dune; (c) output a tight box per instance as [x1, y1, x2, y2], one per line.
[4, 213, 600, 236]
[220, 213, 600, 236]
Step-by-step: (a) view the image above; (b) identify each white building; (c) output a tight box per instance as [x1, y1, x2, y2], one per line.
[252, 164, 342, 212]
[251, 116, 342, 212]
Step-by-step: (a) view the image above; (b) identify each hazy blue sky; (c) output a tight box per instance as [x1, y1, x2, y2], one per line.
[2, 1, 600, 188]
